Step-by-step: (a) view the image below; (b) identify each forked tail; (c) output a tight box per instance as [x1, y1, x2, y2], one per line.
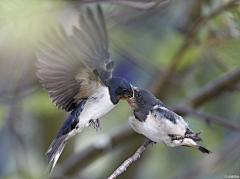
[45, 135, 68, 174]
[44, 106, 82, 174]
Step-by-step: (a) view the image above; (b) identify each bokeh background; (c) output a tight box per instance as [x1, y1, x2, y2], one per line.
[1, 0, 240, 179]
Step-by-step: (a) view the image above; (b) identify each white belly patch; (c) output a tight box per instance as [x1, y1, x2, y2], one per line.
[78, 86, 115, 129]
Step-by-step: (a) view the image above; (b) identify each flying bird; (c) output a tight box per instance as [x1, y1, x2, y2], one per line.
[127, 87, 211, 154]
[35, 6, 133, 173]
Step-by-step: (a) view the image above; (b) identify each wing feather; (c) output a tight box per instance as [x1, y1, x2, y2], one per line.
[36, 5, 113, 112]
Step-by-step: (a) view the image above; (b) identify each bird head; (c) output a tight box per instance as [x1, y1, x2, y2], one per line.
[127, 87, 157, 111]
[108, 78, 133, 101]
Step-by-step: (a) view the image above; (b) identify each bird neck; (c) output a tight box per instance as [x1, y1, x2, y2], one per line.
[105, 80, 119, 105]
[133, 108, 149, 122]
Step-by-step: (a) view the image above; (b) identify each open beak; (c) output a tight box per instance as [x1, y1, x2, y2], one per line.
[124, 89, 133, 99]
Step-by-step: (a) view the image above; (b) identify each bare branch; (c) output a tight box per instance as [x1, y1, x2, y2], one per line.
[178, 107, 240, 131]
[108, 139, 152, 179]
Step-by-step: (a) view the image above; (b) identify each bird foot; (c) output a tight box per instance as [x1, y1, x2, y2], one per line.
[185, 130, 202, 139]
[89, 119, 101, 132]
[150, 141, 157, 147]
[169, 131, 202, 142]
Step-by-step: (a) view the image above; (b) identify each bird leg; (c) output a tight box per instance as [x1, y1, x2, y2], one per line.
[168, 134, 185, 142]
[89, 119, 101, 131]
[169, 131, 202, 142]
[150, 140, 157, 147]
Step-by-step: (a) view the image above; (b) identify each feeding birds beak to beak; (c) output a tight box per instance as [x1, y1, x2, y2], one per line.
[128, 86, 138, 99]
[126, 86, 138, 110]
[124, 89, 133, 99]
[125, 84, 135, 99]
[126, 85, 135, 99]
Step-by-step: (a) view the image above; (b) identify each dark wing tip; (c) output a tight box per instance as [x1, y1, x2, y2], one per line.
[194, 136, 203, 142]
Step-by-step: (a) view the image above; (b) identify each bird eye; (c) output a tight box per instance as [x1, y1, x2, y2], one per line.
[123, 88, 128, 92]
[137, 93, 141, 97]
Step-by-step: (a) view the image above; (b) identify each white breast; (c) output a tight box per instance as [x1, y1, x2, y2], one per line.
[77, 86, 115, 130]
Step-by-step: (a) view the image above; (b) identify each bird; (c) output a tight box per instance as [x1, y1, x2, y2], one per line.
[35, 5, 133, 173]
[127, 87, 211, 154]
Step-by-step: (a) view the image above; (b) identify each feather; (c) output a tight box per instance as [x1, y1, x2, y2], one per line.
[35, 5, 113, 112]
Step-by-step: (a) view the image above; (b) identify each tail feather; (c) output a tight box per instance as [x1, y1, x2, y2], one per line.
[45, 135, 68, 174]
[44, 105, 83, 174]
[196, 142, 212, 154]
[178, 138, 211, 154]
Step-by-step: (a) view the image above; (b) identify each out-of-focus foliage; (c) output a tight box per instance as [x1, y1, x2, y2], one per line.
[0, 0, 240, 179]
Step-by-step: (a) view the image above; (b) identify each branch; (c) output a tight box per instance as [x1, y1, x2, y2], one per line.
[171, 67, 240, 110]
[178, 107, 240, 131]
[108, 139, 152, 179]
[151, 0, 240, 95]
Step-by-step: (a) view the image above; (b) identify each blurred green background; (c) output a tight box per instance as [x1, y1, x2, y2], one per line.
[0, 0, 240, 179]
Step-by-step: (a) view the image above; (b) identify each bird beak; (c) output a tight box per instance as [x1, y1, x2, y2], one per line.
[124, 89, 133, 99]
[127, 85, 137, 100]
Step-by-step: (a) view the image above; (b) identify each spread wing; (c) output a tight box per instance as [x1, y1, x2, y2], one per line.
[36, 5, 111, 112]
[71, 5, 114, 82]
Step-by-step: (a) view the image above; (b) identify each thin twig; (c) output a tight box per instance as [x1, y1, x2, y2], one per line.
[108, 139, 152, 179]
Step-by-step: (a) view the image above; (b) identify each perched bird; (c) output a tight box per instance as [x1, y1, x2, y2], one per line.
[35, 6, 133, 173]
[127, 87, 211, 154]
